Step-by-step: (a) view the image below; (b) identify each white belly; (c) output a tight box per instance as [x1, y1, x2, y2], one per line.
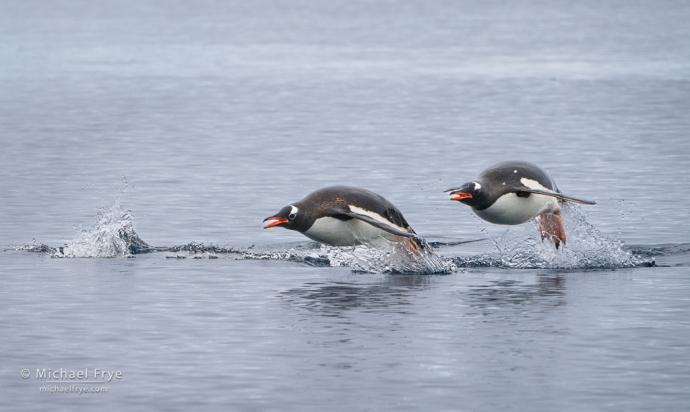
[474, 193, 560, 225]
[303, 217, 396, 246]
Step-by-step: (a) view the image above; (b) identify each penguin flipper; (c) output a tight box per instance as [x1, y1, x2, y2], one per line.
[333, 209, 416, 238]
[513, 188, 597, 205]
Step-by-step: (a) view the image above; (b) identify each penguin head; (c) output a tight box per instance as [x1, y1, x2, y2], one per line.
[447, 181, 486, 208]
[263, 205, 307, 232]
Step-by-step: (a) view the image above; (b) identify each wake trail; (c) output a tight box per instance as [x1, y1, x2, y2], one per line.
[14, 201, 666, 273]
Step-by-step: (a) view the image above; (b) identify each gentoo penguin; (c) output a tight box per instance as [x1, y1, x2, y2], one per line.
[263, 186, 424, 251]
[445, 161, 596, 248]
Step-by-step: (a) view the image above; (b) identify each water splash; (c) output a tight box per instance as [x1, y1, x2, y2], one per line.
[454, 203, 650, 269]
[51, 202, 153, 258]
[239, 239, 454, 275]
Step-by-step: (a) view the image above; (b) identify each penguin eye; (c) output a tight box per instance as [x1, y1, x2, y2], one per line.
[288, 213, 297, 220]
[473, 189, 481, 196]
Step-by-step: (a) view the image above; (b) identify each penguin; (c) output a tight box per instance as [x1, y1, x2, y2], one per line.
[263, 186, 425, 251]
[445, 161, 596, 248]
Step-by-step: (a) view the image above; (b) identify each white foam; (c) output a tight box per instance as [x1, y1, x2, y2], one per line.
[241, 239, 453, 274]
[459, 203, 647, 269]
[56, 203, 145, 258]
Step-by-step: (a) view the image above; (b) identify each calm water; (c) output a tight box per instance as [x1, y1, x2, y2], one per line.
[1, 0, 690, 410]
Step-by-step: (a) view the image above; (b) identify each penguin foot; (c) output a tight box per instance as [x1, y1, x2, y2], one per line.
[400, 236, 425, 256]
[537, 212, 566, 249]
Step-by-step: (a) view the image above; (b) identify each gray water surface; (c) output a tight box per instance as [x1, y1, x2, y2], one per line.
[1, 1, 690, 410]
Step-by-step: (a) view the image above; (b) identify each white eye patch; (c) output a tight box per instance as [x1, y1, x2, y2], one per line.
[473, 182, 482, 190]
[288, 205, 299, 219]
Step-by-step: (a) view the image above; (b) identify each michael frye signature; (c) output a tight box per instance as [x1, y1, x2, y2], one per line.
[22, 368, 122, 382]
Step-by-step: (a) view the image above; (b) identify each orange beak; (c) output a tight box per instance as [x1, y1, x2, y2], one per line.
[450, 192, 473, 201]
[263, 216, 289, 229]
